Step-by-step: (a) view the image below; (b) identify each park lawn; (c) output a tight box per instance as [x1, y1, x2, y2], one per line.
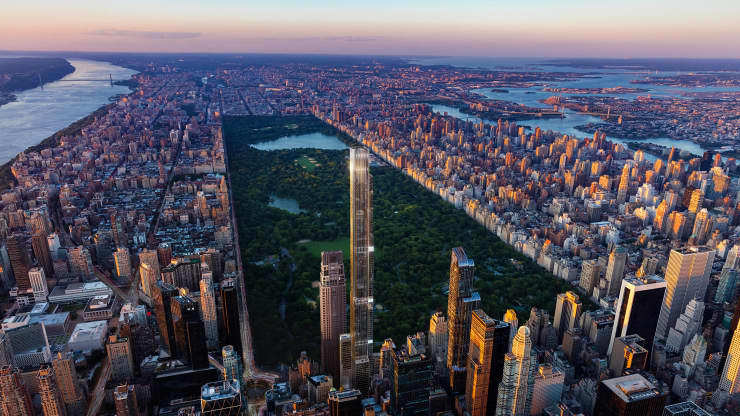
[299, 237, 350, 258]
[296, 155, 319, 171]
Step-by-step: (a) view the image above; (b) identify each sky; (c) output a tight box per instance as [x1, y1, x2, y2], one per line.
[1, 1, 739, 58]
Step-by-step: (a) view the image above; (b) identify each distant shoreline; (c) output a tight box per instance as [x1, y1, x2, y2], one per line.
[0, 57, 76, 109]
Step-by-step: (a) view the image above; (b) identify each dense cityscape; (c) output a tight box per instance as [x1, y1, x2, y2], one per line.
[0, 49, 738, 416]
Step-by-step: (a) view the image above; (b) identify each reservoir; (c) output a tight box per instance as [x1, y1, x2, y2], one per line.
[250, 132, 348, 151]
[0, 59, 137, 164]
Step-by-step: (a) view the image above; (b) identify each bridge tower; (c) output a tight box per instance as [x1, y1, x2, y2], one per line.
[109, 74, 113, 86]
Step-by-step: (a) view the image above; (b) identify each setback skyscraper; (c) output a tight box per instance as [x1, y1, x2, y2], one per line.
[496, 326, 537, 416]
[447, 247, 480, 392]
[349, 147, 374, 393]
[319, 250, 346, 386]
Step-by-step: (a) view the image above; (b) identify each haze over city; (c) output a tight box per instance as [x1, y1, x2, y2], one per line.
[1, 0, 739, 57]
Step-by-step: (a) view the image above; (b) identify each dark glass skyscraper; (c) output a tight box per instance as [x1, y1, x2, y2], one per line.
[609, 275, 666, 358]
[153, 281, 178, 356]
[447, 247, 480, 392]
[465, 309, 509, 416]
[171, 296, 208, 369]
[349, 147, 373, 393]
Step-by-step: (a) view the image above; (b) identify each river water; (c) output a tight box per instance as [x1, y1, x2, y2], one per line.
[0, 59, 138, 164]
[413, 57, 739, 158]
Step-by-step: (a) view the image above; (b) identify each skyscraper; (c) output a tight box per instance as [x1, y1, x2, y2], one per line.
[349, 147, 374, 393]
[171, 296, 208, 369]
[447, 247, 480, 392]
[593, 374, 666, 416]
[38, 365, 66, 416]
[503, 309, 518, 351]
[464, 309, 510, 416]
[319, 250, 346, 385]
[428, 312, 448, 376]
[609, 275, 666, 357]
[0, 365, 33, 416]
[200, 265, 219, 350]
[606, 246, 627, 297]
[717, 315, 740, 396]
[339, 333, 353, 390]
[219, 280, 241, 355]
[391, 338, 433, 415]
[6, 233, 31, 293]
[28, 266, 49, 302]
[608, 335, 648, 377]
[201, 380, 242, 415]
[495, 326, 537, 416]
[655, 247, 715, 342]
[107, 335, 135, 382]
[530, 364, 565, 416]
[114, 384, 139, 416]
[153, 281, 178, 356]
[579, 259, 601, 297]
[52, 352, 87, 415]
[553, 291, 582, 342]
[222, 345, 241, 382]
[32, 232, 53, 279]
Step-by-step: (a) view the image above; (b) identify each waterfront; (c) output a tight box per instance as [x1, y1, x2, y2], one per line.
[0, 59, 137, 164]
[250, 132, 348, 151]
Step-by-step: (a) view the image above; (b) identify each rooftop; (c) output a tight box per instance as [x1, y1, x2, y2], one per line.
[201, 379, 240, 401]
[602, 374, 661, 403]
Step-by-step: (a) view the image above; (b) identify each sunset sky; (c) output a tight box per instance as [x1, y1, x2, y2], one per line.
[2, 1, 739, 57]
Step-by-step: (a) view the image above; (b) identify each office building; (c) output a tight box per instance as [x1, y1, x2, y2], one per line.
[114, 384, 139, 416]
[717, 314, 740, 396]
[6, 321, 51, 369]
[52, 352, 87, 416]
[319, 250, 346, 385]
[391, 341, 433, 416]
[219, 281, 241, 355]
[201, 380, 242, 415]
[200, 265, 219, 350]
[530, 364, 564, 416]
[32, 232, 53, 279]
[222, 345, 241, 382]
[38, 365, 66, 416]
[609, 335, 648, 376]
[349, 147, 374, 393]
[328, 389, 362, 416]
[67, 246, 93, 278]
[579, 259, 601, 297]
[447, 247, 480, 392]
[171, 296, 208, 369]
[666, 299, 704, 353]
[606, 247, 627, 297]
[655, 247, 715, 342]
[464, 309, 509, 416]
[609, 275, 666, 356]
[0, 365, 33, 416]
[495, 326, 537, 416]
[7, 233, 31, 293]
[153, 281, 178, 356]
[593, 374, 666, 416]
[107, 335, 135, 382]
[553, 291, 582, 342]
[29, 266, 49, 302]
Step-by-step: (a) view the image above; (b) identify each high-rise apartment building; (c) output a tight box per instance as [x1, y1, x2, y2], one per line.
[606, 246, 627, 297]
[349, 147, 374, 393]
[495, 326, 537, 416]
[447, 247, 480, 392]
[579, 259, 601, 297]
[609, 275, 666, 356]
[201, 380, 242, 415]
[553, 291, 582, 342]
[593, 374, 666, 416]
[52, 352, 87, 416]
[38, 365, 66, 416]
[107, 335, 135, 382]
[200, 265, 219, 350]
[29, 266, 49, 302]
[391, 340, 433, 415]
[7, 233, 31, 293]
[138, 262, 158, 299]
[530, 364, 565, 416]
[0, 365, 33, 416]
[114, 384, 139, 416]
[67, 246, 93, 278]
[717, 315, 740, 396]
[339, 333, 353, 390]
[428, 312, 448, 372]
[153, 281, 178, 356]
[655, 247, 715, 342]
[32, 232, 53, 279]
[464, 309, 509, 416]
[319, 250, 346, 385]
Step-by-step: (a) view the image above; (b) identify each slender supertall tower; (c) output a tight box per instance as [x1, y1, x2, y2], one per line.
[199, 264, 219, 350]
[320, 250, 346, 386]
[447, 247, 480, 392]
[38, 365, 66, 416]
[496, 326, 537, 416]
[349, 147, 374, 393]
[655, 247, 715, 342]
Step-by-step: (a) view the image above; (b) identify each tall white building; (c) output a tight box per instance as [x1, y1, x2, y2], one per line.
[530, 364, 564, 416]
[655, 246, 715, 342]
[666, 299, 705, 353]
[199, 264, 219, 350]
[496, 326, 537, 416]
[28, 267, 48, 302]
[717, 317, 740, 396]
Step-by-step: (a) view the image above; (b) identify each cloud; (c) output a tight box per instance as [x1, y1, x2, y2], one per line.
[87, 29, 202, 40]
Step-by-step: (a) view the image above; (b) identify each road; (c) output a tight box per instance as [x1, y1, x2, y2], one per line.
[86, 360, 111, 416]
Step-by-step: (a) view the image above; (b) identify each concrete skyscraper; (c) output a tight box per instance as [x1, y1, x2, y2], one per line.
[52, 352, 87, 416]
[553, 291, 582, 343]
[0, 365, 33, 416]
[349, 147, 374, 393]
[200, 264, 219, 350]
[107, 335, 135, 382]
[530, 364, 565, 416]
[496, 326, 537, 416]
[606, 246, 627, 297]
[29, 266, 49, 302]
[447, 247, 480, 392]
[38, 365, 66, 416]
[464, 309, 510, 416]
[319, 250, 346, 386]
[655, 247, 715, 342]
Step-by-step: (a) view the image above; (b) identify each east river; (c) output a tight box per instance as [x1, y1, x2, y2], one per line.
[0, 59, 137, 164]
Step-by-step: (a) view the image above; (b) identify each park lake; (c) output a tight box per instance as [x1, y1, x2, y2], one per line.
[250, 132, 348, 151]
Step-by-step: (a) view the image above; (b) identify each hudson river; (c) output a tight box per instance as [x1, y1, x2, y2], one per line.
[0, 59, 137, 164]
